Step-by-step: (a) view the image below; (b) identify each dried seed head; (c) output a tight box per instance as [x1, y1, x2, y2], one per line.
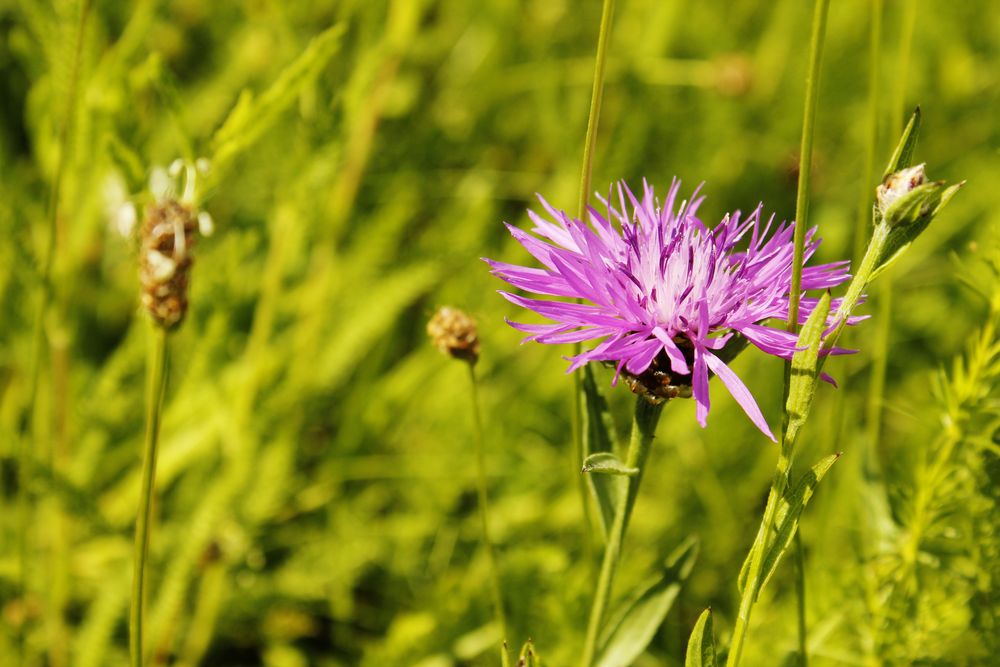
[427, 306, 480, 364]
[139, 199, 198, 329]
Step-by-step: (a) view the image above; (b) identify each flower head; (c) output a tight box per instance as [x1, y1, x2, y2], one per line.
[427, 306, 481, 365]
[486, 179, 856, 440]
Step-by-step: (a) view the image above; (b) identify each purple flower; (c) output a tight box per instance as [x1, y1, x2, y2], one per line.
[486, 179, 857, 441]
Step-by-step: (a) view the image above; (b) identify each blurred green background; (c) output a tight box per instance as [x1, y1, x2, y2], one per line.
[1, 0, 998, 665]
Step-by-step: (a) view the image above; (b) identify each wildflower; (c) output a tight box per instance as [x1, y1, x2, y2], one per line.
[486, 180, 856, 440]
[427, 306, 480, 365]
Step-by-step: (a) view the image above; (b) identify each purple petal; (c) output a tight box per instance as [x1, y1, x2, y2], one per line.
[703, 351, 775, 441]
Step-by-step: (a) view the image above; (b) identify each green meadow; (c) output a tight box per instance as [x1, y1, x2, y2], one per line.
[0, 1, 997, 665]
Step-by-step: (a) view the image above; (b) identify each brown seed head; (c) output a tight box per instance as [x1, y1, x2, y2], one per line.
[139, 199, 198, 329]
[427, 306, 480, 364]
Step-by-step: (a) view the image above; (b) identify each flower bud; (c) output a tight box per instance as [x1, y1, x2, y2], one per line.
[139, 199, 199, 329]
[877, 164, 926, 215]
[427, 307, 480, 364]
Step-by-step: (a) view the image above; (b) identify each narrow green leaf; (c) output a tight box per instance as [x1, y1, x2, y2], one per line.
[582, 452, 639, 476]
[784, 290, 832, 450]
[883, 106, 921, 178]
[684, 608, 717, 667]
[738, 454, 840, 597]
[210, 23, 346, 179]
[737, 451, 839, 596]
[582, 363, 626, 538]
[596, 537, 700, 667]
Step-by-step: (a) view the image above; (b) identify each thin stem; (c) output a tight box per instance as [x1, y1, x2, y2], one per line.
[574, 0, 616, 553]
[728, 441, 794, 667]
[866, 0, 917, 449]
[795, 530, 808, 666]
[787, 0, 830, 330]
[577, 0, 616, 224]
[730, 2, 830, 665]
[580, 397, 665, 667]
[853, 0, 884, 266]
[130, 326, 169, 667]
[467, 364, 509, 651]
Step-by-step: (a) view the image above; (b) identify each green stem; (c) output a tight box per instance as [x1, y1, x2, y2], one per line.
[580, 397, 665, 667]
[853, 0, 884, 266]
[731, 3, 829, 665]
[574, 0, 616, 554]
[130, 326, 169, 667]
[795, 530, 808, 666]
[727, 437, 794, 667]
[787, 0, 830, 330]
[467, 364, 509, 652]
[865, 0, 916, 449]
[577, 0, 616, 224]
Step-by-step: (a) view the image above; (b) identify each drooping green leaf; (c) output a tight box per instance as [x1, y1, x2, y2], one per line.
[883, 106, 921, 178]
[582, 452, 638, 476]
[210, 23, 346, 180]
[784, 291, 832, 449]
[684, 608, 717, 667]
[738, 454, 840, 596]
[596, 537, 699, 667]
[582, 363, 626, 538]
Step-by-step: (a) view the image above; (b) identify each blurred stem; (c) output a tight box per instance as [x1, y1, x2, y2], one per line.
[580, 397, 664, 667]
[577, 0, 615, 223]
[15, 2, 92, 662]
[853, 0, 884, 265]
[795, 530, 808, 666]
[574, 0, 616, 565]
[866, 0, 917, 449]
[731, 2, 829, 666]
[130, 326, 169, 667]
[467, 363, 509, 653]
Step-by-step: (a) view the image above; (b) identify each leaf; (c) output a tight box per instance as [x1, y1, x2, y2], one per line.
[784, 291, 832, 450]
[582, 452, 638, 476]
[210, 24, 346, 179]
[582, 363, 626, 538]
[684, 608, 717, 667]
[596, 537, 700, 667]
[738, 454, 840, 596]
[883, 106, 921, 178]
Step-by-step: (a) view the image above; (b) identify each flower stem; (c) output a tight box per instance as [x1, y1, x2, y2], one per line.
[577, 0, 616, 224]
[795, 530, 808, 666]
[574, 0, 616, 554]
[467, 364, 509, 652]
[727, 436, 794, 667]
[580, 397, 665, 667]
[866, 0, 917, 450]
[130, 326, 169, 667]
[730, 2, 830, 665]
[853, 0, 884, 266]
[787, 0, 831, 330]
